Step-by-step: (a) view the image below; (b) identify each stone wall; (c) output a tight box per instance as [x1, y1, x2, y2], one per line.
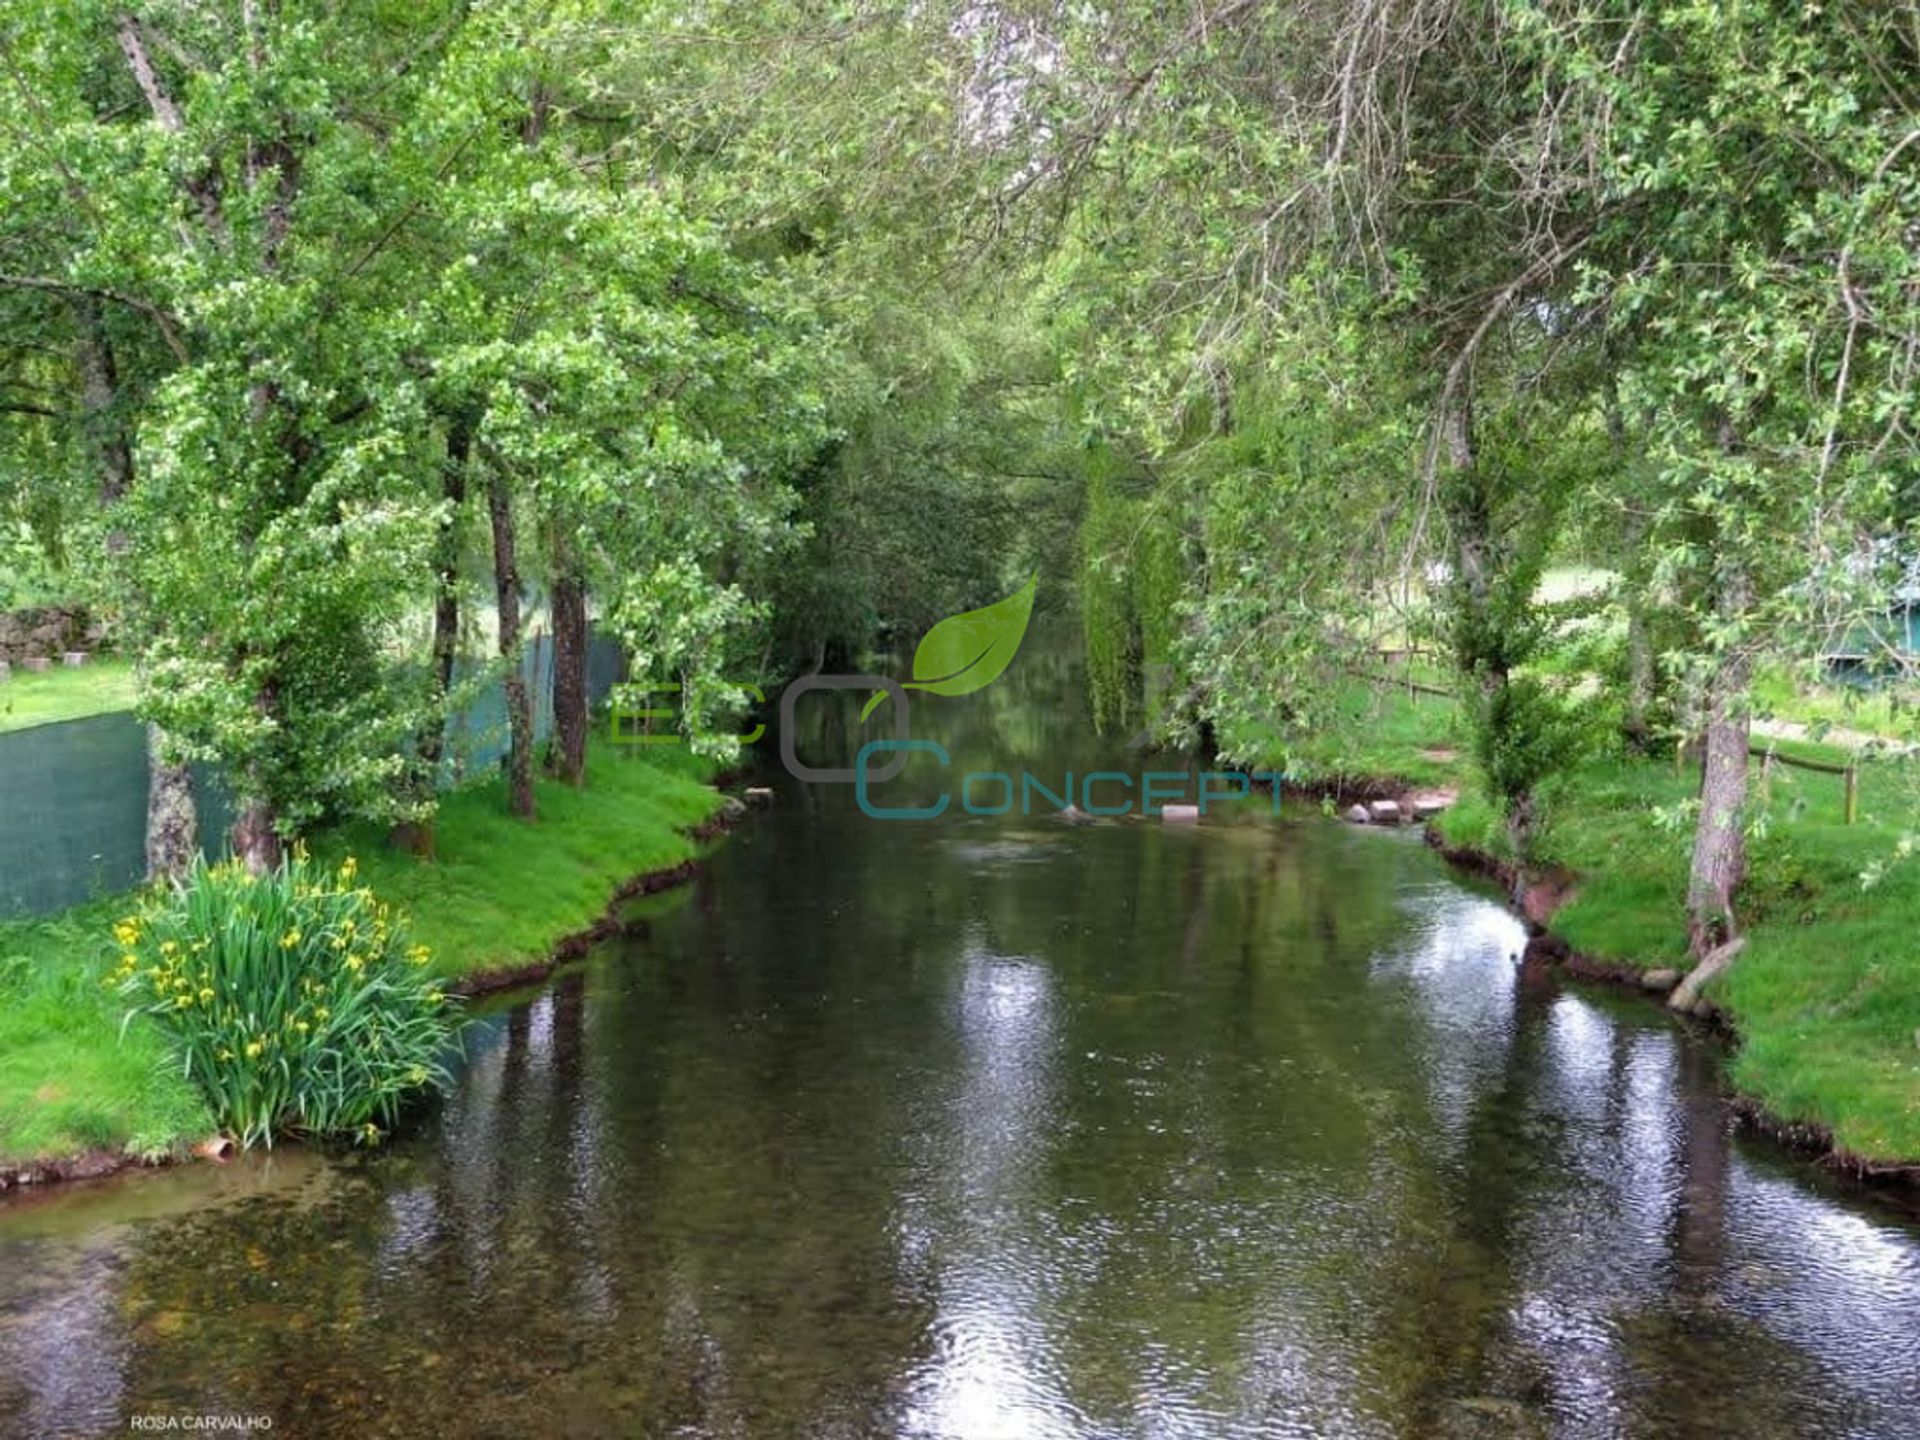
[0, 606, 106, 664]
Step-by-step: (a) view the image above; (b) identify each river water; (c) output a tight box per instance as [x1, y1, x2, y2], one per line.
[3, 645, 1918, 1437]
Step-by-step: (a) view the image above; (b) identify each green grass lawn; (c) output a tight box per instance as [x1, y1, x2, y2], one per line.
[1535, 564, 1618, 604]
[1752, 661, 1920, 746]
[0, 740, 725, 1169]
[0, 657, 136, 734]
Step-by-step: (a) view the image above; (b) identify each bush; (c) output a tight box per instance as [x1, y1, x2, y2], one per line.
[112, 853, 459, 1148]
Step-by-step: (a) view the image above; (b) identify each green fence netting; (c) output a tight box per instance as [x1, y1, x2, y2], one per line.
[0, 631, 626, 918]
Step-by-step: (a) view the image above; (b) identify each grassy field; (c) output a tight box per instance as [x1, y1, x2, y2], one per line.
[0, 657, 135, 734]
[1433, 745, 1920, 1160]
[1352, 701, 1920, 1163]
[0, 740, 724, 1169]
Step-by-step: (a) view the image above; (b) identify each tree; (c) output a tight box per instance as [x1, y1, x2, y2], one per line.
[0, 3, 497, 865]
[1523, 0, 1920, 954]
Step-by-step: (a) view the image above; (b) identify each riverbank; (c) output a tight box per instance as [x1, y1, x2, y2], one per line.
[1262, 681, 1920, 1180]
[0, 742, 730, 1189]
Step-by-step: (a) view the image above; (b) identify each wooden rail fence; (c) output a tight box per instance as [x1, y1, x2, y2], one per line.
[1678, 737, 1861, 824]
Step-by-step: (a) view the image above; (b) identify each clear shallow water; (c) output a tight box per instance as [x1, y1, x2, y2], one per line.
[4, 651, 1920, 1438]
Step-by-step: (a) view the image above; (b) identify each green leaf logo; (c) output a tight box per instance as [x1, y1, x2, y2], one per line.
[862, 577, 1037, 720]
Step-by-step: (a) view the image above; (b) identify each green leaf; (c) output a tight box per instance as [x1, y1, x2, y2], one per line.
[861, 577, 1038, 719]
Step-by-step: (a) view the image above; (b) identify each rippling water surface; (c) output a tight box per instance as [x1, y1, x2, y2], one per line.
[4, 646, 1918, 1437]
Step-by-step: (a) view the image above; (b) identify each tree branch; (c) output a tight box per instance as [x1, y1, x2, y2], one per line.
[0, 272, 189, 362]
[115, 12, 229, 244]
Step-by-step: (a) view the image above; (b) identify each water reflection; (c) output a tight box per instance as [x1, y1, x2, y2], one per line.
[2, 643, 1918, 1437]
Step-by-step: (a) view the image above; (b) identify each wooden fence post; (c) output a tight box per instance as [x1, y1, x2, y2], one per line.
[1844, 765, 1859, 826]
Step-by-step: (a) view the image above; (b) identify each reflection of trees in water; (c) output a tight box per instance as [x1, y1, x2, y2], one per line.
[1370, 977, 1874, 1436]
[649, 736, 1472, 1429]
[893, 813, 1538, 1428]
[557, 827, 948, 1433]
[1380, 951, 1561, 1431]
[1608, 1040, 1845, 1438]
[1673, 1039, 1729, 1286]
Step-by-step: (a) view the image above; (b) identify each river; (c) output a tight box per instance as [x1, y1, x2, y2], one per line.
[3, 642, 1918, 1437]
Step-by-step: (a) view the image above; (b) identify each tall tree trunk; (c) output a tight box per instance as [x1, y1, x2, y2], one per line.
[1687, 417, 1754, 960]
[393, 419, 471, 856]
[548, 531, 588, 786]
[232, 798, 282, 875]
[232, 680, 283, 875]
[425, 422, 471, 776]
[1440, 394, 1532, 873]
[489, 470, 536, 819]
[144, 727, 198, 884]
[499, 89, 555, 809]
[145, 751, 198, 882]
[74, 301, 134, 512]
[75, 297, 200, 883]
[1687, 566, 1753, 957]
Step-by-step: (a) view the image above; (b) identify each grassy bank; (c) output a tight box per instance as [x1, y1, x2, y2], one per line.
[313, 742, 723, 983]
[0, 742, 725, 1172]
[1258, 678, 1920, 1164]
[0, 898, 211, 1167]
[1436, 750, 1920, 1163]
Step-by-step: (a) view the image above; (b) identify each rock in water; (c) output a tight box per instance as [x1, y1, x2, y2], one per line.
[1368, 799, 1403, 823]
[1345, 804, 1371, 824]
[1160, 804, 1199, 824]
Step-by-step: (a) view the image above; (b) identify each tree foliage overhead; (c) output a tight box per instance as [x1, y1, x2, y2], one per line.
[1, 0, 1915, 955]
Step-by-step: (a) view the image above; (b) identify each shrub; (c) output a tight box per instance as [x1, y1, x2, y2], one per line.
[112, 852, 459, 1148]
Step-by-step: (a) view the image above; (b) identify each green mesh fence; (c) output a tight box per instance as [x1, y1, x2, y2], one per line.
[0, 712, 151, 916]
[0, 631, 625, 918]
